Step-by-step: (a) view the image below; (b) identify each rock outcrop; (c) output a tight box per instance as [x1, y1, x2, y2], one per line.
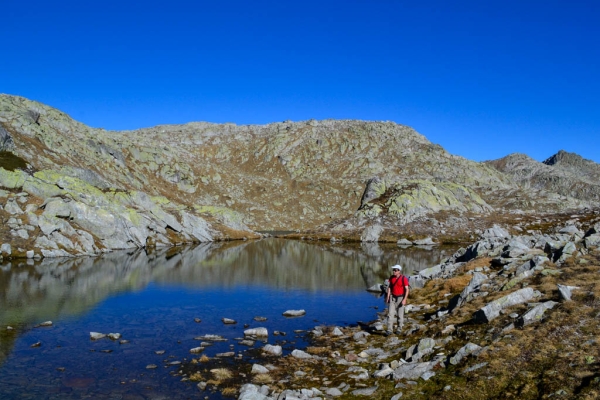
[1, 94, 600, 256]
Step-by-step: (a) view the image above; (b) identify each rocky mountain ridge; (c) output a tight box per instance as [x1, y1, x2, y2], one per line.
[1, 94, 599, 257]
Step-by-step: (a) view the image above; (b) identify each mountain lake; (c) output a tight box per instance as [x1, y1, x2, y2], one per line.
[0, 238, 459, 399]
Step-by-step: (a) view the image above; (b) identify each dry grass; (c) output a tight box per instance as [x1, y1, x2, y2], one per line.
[199, 354, 210, 363]
[252, 373, 273, 384]
[221, 387, 237, 397]
[306, 346, 329, 355]
[210, 368, 233, 380]
[188, 371, 203, 381]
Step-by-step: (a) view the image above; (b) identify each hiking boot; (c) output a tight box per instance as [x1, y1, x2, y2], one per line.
[396, 327, 403, 334]
[384, 330, 393, 337]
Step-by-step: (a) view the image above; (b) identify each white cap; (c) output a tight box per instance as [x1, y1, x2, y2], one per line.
[391, 264, 402, 271]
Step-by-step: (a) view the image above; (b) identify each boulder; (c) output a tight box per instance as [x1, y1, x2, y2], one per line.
[516, 301, 558, 327]
[584, 234, 600, 249]
[238, 383, 270, 400]
[413, 237, 435, 245]
[454, 272, 488, 309]
[481, 225, 510, 239]
[291, 349, 312, 359]
[262, 344, 282, 356]
[393, 361, 439, 381]
[244, 327, 268, 337]
[449, 343, 482, 365]
[558, 285, 580, 301]
[251, 364, 270, 374]
[418, 264, 443, 280]
[473, 287, 537, 323]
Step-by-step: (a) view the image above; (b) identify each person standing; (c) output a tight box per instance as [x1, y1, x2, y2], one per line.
[385, 264, 409, 335]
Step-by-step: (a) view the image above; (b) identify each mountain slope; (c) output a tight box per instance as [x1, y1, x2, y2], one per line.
[0, 94, 599, 255]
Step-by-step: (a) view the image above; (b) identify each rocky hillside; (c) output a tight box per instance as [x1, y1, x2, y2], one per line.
[1, 94, 599, 257]
[485, 151, 600, 203]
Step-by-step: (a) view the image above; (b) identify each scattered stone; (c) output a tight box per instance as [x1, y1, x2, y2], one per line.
[155, 350, 166, 355]
[107, 333, 121, 340]
[194, 318, 201, 323]
[194, 334, 227, 341]
[291, 349, 312, 359]
[216, 352, 235, 357]
[326, 387, 343, 397]
[35, 321, 53, 327]
[516, 301, 558, 327]
[253, 316, 267, 321]
[351, 386, 378, 396]
[251, 364, 270, 374]
[30, 342, 41, 348]
[558, 284, 580, 301]
[450, 343, 482, 365]
[244, 327, 268, 337]
[190, 347, 204, 354]
[413, 237, 435, 245]
[283, 309, 306, 317]
[393, 361, 439, 381]
[263, 344, 282, 356]
[222, 318, 237, 324]
[463, 362, 488, 373]
[90, 332, 106, 340]
[146, 364, 158, 369]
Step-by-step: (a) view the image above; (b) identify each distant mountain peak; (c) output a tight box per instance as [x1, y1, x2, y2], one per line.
[542, 150, 584, 166]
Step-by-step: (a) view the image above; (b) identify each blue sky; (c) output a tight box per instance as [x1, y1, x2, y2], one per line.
[2, 1, 599, 163]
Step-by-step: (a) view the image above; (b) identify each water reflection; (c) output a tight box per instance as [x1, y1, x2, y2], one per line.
[0, 239, 454, 328]
[0, 239, 456, 399]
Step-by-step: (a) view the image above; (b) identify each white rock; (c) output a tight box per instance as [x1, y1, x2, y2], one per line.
[263, 344, 282, 356]
[283, 309, 306, 317]
[251, 364, 270, 374]
[90, 332, 106, 340]
[244, 327, 268, 337]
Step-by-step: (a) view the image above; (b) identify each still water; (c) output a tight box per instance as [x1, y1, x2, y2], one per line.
[0, 239, 456, 399]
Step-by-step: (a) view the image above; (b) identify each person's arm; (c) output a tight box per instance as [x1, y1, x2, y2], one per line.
[402, 277, 409, 305]
[385, 285, 391, 303]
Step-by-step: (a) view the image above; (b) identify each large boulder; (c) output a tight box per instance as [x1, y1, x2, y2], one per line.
[473, 287, 538, 323]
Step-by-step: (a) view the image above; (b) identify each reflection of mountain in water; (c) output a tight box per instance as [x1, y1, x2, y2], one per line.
[0, 239, 455, 328]
[0, 239, 456, 366]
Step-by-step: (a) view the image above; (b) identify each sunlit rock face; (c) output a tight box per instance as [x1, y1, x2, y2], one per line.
[0, 94, 599, 255]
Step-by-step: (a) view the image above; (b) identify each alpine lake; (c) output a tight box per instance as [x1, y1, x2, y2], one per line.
[0, 238, 459, 399]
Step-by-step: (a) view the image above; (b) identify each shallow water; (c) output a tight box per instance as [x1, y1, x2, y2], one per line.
[0, 239, 457, 399]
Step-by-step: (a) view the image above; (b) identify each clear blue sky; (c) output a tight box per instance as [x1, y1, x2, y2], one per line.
[2, 1, 599, 163]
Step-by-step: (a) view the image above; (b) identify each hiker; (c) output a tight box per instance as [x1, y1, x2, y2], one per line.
[385, 264, 409, 335]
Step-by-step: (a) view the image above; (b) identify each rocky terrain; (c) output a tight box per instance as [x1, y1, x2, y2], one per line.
[1, 93, 600, 258]
[174, 218, 600, 399]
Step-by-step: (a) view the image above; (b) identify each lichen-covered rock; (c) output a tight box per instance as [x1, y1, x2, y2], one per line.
[393, 361, 439, 381]
[473, 287, 538, 323]
[516, 301, 558, 327]
[449, 343, 482, 365]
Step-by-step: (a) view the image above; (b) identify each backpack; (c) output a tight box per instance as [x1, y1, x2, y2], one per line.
[389, 274, 409, 297]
